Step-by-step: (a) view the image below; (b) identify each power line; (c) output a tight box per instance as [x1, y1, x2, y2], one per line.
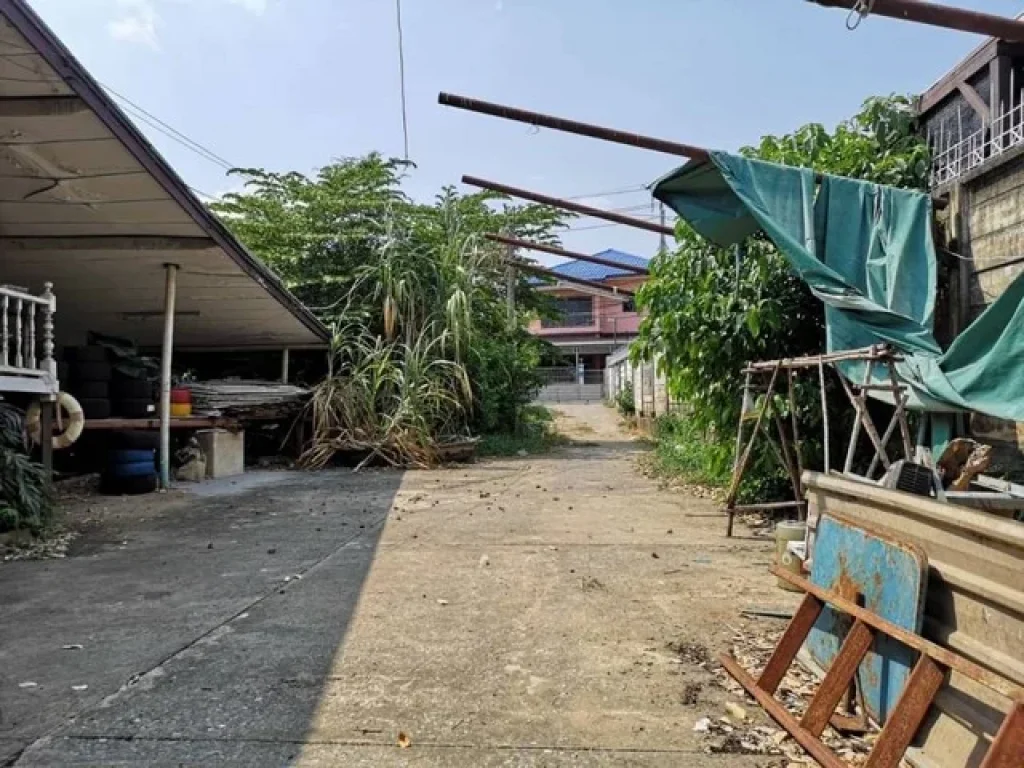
[564, 184, 648, 201]
[100, 82, 237, 171]
[395, 0, 410, 161]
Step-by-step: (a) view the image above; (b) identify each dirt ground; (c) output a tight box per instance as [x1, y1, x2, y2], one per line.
[2, 403, 797, 767]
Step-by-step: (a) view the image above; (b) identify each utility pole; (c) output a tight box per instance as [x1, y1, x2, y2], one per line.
[658, 202, 667, 254]
[506, 244, 516, 330]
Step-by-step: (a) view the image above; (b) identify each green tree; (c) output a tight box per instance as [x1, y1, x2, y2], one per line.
[211, 156, 572, 450]
[633, 95, 929, 496]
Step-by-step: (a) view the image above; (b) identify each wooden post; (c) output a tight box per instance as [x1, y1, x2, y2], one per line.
[280, 348, 290, 383]
[40, 400, 53, 481]
[819, 360, 830, 474]
[159, 264, 179, 490]
[40, 282, 55, 383]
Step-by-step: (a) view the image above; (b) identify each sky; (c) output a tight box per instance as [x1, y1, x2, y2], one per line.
[26, 0, 1018, 265]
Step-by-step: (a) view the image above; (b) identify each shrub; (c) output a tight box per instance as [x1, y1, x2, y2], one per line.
[0, 403, 53, 533]
[615, 381, 635, 416]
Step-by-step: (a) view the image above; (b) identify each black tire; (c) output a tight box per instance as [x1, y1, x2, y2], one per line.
[111, 378, 153, 399]
[65, 345, 108, 363]
[100, 472, 158, 496]
[79, 398, 112, 419]
[115, 399, 155, 418]
[73, 381, 109, 399]
[73, 361, 113, 382]
[56, 362, 70, 385]
[109, 449, 156, 466]
[110, 430, 160, 450]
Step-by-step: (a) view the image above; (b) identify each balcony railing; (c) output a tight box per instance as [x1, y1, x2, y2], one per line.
[1, 282, 58, 395]
[930, 95, 1024, 188]
[540, 312, 594, 329]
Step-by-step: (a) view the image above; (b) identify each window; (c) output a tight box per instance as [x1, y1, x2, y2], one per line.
[622, 297, 636, 313]
[541, 296, 593, 328]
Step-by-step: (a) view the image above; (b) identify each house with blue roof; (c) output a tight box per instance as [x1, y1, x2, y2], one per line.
[528, 248, 649, 392]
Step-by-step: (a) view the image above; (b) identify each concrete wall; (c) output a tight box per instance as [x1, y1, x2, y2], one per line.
[604, 351, 675, 420]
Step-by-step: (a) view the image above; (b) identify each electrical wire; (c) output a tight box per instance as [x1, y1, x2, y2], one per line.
[99, 82, 237, 171]
[395, 0, 410, 161]
[564, 184, 648, 201]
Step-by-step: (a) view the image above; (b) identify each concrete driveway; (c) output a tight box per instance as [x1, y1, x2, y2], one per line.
[2, 404, 783, 766]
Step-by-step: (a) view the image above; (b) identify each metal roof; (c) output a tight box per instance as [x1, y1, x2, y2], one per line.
[0, 0, 329, 350]
[547, 249, 648, 282]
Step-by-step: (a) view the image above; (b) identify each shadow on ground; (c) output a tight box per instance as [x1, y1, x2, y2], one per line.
[1, 469, 402, 766]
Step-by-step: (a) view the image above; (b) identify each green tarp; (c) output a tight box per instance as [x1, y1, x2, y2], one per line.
[652, 151, 1024, 422]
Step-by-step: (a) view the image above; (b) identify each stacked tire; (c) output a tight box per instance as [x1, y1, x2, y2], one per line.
[112, 375, 156, 418]
[66, 346, 112, 419]
[102, 431, 159, 495]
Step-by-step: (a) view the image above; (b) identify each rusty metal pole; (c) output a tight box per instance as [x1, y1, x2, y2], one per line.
[444, 92, 950, 209]
[486, 233, 650, 275]
[463, 175, 674, 236]
[439, 92, 709, 159]
[809, 0, 1024, 42]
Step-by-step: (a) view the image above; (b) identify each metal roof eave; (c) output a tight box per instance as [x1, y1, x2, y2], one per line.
[0, 0, 330, 345]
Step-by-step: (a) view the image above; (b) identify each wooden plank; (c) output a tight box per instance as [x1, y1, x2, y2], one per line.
[720, 653, 847, 768]
[801, 619, 875, 736]
[918, 38, 998, 115]
[957, 81, 991, 123]
[773, 566, 1022, 701]
[83, 417, 239, 431]
[758, 593, 824, 695]
[866, 655, 945, 768]
[981, 702, 1024, 768]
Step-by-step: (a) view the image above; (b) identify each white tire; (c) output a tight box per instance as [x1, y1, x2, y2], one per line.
[26, 392, 85, 450]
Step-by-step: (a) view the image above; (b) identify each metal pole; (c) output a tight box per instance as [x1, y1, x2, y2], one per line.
[159, 263, 178, 490]
[659, 203, 668, 253]
[808, 0, 1024, 42]
[439, 92, 709, 160]
[506, 245, 516, 330]
[487, 233, 649, 275]
[281, 348, 290, 383]
[446, 93, 949, 209]
[463, 175, 674, 236]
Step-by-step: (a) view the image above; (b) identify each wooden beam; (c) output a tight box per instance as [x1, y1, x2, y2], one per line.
[918, 39, 999, 115]
[990, 54, 1011, 124]
[957, 81, 990, 123]
[981, 702, 1024, 768]
[1, 235, 217, 251]
[0, 95, 86, 117]
[773, 565, 1023, 701]
[719, 653, 848, 768]
[865, 656, 945, 768]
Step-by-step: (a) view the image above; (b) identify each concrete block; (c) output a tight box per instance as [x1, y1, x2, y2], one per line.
[196, 429, 245, 479]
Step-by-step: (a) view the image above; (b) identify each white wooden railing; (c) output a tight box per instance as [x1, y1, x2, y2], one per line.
[0, 282, 57, 395]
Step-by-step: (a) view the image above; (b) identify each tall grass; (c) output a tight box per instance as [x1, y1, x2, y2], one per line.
[299, 195, 509, 469]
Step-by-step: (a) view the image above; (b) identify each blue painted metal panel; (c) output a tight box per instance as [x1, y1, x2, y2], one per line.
[807, 514, 928, 724]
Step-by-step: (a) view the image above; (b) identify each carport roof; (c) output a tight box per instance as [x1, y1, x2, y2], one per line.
[0, 0, 329, 349]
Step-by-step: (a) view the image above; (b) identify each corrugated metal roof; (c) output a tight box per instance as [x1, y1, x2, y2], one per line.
[547, 249, 648, 281]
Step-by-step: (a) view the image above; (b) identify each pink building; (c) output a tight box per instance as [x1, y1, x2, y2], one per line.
[528, 249, 649, 376]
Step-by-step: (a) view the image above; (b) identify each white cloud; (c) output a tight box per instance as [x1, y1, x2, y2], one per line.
[108, 0, 159, 49]
[107, 0, 268, 48]
[224, 0, 268, 13]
